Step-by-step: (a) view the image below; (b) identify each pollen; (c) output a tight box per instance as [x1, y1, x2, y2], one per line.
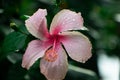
[44, 48, 58, 62]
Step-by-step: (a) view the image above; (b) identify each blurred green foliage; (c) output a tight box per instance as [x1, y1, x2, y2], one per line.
[0, 0, 120, 80]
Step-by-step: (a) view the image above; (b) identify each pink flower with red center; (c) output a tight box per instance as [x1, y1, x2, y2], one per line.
[22, 9, 92, 80]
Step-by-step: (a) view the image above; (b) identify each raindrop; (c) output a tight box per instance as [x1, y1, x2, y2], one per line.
[72, 19, 75, 21]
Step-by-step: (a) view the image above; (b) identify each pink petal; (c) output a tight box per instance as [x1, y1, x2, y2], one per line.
[60, 31, 92, 63]
[40, 45, 68, 80]
[50, 9, 84, 34]
[25, 9, 49, 40]
[22, 40, 52, 69]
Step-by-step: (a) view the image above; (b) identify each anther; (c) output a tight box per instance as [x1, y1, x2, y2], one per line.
[44, 48, 58, 62]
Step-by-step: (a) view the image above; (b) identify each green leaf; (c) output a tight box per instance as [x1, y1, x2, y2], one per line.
[10, 19, 29, 35]
[65, 64, 98, 80]
[20, 15, 30, 20]
[7, 61, 27, 80]
[56, 0, 60, 4]
[39, 0, 56, 5]
[7, 52, 22, 64]
[1, 31, 27, 60]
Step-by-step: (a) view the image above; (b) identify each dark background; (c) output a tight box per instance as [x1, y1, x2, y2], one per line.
[0, 0, 119, 80]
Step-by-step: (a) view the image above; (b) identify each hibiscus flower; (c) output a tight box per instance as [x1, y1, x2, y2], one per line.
[22, 8, 92, 80]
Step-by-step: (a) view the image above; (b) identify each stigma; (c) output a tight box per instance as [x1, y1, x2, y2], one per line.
[44, 48, 58, 62]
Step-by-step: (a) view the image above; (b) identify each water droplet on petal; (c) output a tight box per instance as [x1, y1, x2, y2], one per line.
[72, 19, 75, 21]
[62, 22, 65, 25]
